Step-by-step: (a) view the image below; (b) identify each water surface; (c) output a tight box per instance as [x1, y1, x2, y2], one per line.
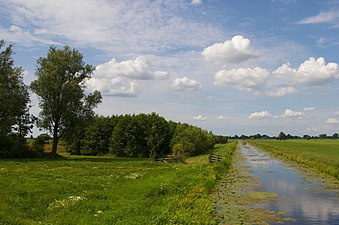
[241, 143, 339, 224]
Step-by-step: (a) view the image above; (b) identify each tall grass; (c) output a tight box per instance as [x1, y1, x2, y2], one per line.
[0, 142, 236, 224]
[248, 139, 339, 179]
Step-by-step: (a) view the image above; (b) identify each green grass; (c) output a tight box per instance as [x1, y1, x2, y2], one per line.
[247, 139, 339, 179]
[0, 142, 236, 225]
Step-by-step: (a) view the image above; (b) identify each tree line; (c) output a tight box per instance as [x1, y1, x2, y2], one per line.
[63, 113, 217, 160]
[229, 132, 339, 140]
[0, 40, 220, 159]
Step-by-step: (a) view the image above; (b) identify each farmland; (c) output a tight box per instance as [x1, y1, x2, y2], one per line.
[0, 142, 235, 225]
[247, 139, 339, 179]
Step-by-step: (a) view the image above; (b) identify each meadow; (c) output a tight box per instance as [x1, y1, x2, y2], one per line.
[247, 139, 339, 179]
[0, 142, 236, 225]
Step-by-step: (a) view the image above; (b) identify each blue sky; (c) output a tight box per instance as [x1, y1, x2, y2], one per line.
[1, 0, 339, 136]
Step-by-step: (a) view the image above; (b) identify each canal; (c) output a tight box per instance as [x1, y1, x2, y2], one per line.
[241, 143, 339, 224]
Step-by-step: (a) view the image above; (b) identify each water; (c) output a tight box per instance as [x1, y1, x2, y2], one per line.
[241, 143, 339, 225]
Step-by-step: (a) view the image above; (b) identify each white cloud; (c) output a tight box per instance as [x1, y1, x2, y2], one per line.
[216, 115, 226, 120]
[303, 107, 315, 112]
[202, 35, 258, 64]
[86, 56, 167, 96]
[326, 118, 339, 125]
[94, 57, 168, 80]
[268, 86, 297, 97]
[193, 115, 206, 121]
[190, 0, 202, 5]
[248, 111, 272, 119]
[171, 77, 201, 91]
[298, 10, 339, 25]
[86, 77, 139, 97]
[214, 67, 270, 93]
[1, 0, 224, 54]
[273, 57, 339, 86]
[0, 25, 61, 46]
[282, 109, 304, 119]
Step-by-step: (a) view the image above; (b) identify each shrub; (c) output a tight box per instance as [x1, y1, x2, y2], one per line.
[31, 134, 46, 153]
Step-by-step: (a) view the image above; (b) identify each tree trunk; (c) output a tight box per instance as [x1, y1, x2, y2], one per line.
[52, 123, 59, 157]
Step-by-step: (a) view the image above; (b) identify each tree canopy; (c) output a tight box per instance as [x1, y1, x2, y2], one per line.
[31, 46, 101, 156]
[0, 40, 30, 136]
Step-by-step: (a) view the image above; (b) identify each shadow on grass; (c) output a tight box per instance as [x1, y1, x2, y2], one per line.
[0, 152, 152, 164]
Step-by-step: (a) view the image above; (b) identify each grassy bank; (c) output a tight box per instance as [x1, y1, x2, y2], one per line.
[247, 139, 339, 179]
[0, 142, 236, 225]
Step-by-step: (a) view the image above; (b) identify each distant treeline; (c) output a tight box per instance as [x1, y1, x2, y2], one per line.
[59, 113, 225, 160]
[229, 133, 339, 140]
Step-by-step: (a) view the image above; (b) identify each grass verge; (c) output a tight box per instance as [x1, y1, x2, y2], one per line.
[247, 139, 339, 179]
[0, 142, 235, 224]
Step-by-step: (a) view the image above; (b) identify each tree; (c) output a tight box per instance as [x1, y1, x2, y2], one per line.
[278, 132, 286, 141]
[31, 46, 101, 156]
[319, 134, 328, 139]
[146, 113, 171, 161]
[332, 133, 339, 139]
[0, 40, 30, 136]
[80, 116, 116, 155]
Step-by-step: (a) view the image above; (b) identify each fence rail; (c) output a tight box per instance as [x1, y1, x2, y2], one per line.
[208, 153, 222, 163]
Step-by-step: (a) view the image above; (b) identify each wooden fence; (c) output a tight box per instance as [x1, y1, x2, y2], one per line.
[208, 153, 222, 163]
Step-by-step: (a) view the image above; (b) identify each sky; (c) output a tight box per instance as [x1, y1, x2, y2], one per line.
[1, 0, 339, 137]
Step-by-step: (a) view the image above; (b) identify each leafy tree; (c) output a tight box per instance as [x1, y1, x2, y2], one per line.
[303, 134, 311, 140]
[30, 46, 101, 156]
[278, 132, 286, 140]
[0, 40, 30, 136]
[332, 133, 339, 139]
[109, 115, 133, 156]
[146, 113, 171, 161]
[80, 116, 117, 155]
[171, 124, 215, 156]
[319, 134, 328, 139]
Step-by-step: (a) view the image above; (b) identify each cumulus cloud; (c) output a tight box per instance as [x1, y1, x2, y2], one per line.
[202, 35, 258, 64]
[86, 77, 139, 97]
[267, 86, 297, 97]
[326, 117, 339, 124]
[171, 77, 201, 91]
[273, 57, 339, 86]
[216, 115, 226, 120]
[214, 67, 270, 93]
[193, 115, 206, 121]
[282, 109, 304, 119]
[248, 111, 272, 119]
[86, 56, 167, 96]
[94, 57, 168, 80]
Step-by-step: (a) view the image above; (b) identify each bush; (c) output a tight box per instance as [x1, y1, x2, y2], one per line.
[0, 135, 39, 158]
[31, 134, 46, 153]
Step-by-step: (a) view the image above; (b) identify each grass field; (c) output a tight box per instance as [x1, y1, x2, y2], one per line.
[0, 142, 236, 225]
[247, 139, 339, 179]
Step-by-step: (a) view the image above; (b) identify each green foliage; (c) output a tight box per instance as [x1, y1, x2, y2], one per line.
[64, 112, 216, 160]
[80, 116, 116, 155]
[171, 124, 216, 156]
[109, 113, 172, 159]
[278, 131, 286, 140]
[0, 135, 38, 158]
[0, 40, 30, 136]
[30, 45, 102, 156]
[31, 134, 47, 153]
